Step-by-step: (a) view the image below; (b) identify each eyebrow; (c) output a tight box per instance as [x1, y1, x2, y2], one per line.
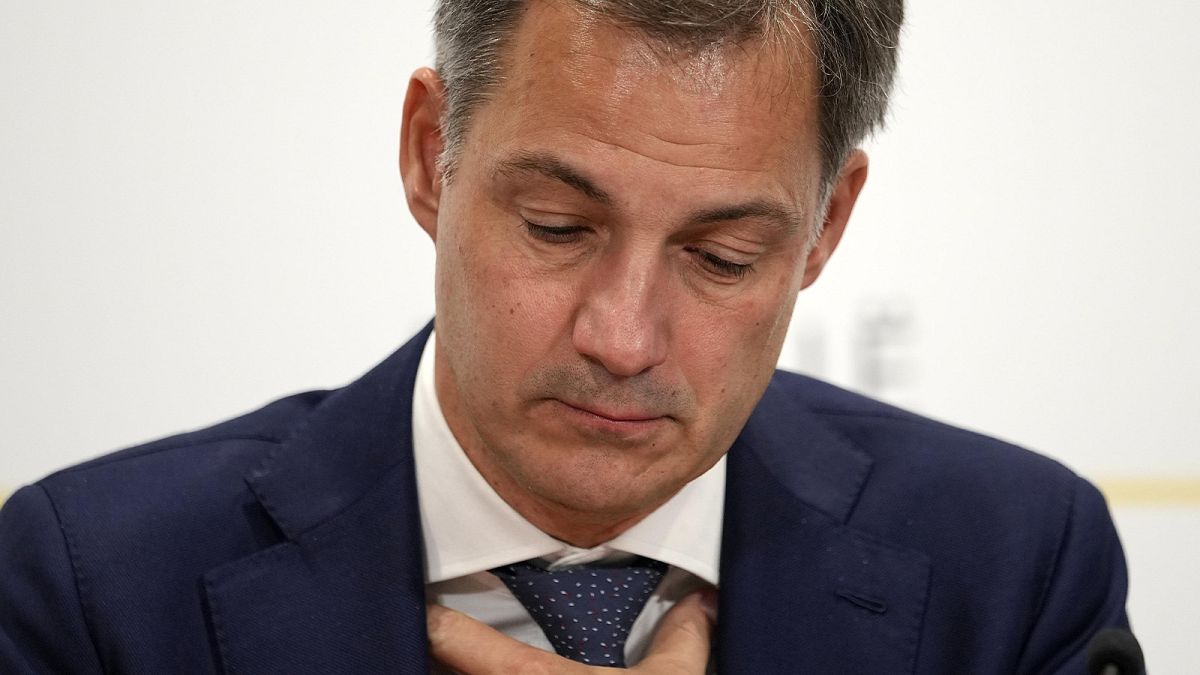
[688, 201, 806, 236]
[495, 151, 807, 235]
[497, 152, 613, 205]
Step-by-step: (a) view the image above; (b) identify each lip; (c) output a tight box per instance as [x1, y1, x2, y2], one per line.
[551, 399, 670, 439]
[558, 400, 667, 422]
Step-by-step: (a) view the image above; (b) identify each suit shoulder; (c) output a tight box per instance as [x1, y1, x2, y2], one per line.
[767, 372, 1110, 577]
[770, 369, 1073, 484]
[16, 390, 333, 586]
[772, 368, 1006, 440]
[47, 390, 328, 478]
[0, 390, 337, 669]
[33, 389, 331, 525]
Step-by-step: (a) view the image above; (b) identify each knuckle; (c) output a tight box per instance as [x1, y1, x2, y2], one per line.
[426, 607, 471, 648]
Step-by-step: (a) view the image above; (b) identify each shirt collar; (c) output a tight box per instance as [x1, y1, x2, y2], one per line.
[413, 331, 724, 585]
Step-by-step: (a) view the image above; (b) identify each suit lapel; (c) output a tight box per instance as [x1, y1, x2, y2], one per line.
[203, 326, 433, 674]
[719, 377, 931, 674]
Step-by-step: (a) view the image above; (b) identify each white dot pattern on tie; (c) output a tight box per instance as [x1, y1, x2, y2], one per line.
[492, 558, 667, 667]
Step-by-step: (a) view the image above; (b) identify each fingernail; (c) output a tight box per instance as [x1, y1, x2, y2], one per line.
[699, 587, 719, 622]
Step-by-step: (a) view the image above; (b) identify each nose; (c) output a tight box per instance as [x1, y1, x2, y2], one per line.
[571, 252, 669, 378]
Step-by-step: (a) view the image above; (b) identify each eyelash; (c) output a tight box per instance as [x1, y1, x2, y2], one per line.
[523, 220, 586, 243]
[688, 247, 753, 280]
[522, 220, 753, 280]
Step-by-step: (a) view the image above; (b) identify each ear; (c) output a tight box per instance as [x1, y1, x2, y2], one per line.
[399, 67, 447, 241]
[800, 149, 869, 289]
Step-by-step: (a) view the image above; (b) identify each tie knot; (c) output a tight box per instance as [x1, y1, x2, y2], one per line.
[492, 557, 667, 667]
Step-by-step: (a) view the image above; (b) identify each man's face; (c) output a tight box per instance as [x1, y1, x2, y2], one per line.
[408, 1, 857, 535]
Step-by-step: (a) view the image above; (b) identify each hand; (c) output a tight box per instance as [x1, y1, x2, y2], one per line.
[426, 588, 717, 674]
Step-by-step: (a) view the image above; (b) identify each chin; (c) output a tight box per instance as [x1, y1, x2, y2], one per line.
[540, 486, 665, 522]
[516, 452, 678, 517]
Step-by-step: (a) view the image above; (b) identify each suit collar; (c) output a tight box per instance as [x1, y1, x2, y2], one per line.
[733, 374, 874, 524]
[204, 324, 433, 673]
[245, 323, 432, 541]
[719, 374, 930, 673]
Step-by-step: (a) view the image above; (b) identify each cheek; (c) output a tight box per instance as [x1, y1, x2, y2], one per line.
[735, 260, 806, 360]
[675, 284, 798, 417]
[439, 224, 577, 385]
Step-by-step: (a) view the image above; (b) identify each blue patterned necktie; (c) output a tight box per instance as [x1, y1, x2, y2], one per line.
[491, 557, 668, 667]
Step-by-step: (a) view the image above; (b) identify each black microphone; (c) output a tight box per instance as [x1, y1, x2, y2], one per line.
[1086, 628, 1145, 675]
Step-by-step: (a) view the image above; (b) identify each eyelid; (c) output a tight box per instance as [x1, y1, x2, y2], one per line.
[685, 245, 754, 280]
[518, 204, 590, 226]
[522, 219, 588, 243]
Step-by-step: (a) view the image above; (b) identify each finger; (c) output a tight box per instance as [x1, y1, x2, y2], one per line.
[426, 604, 580, 675]
[634, 588, 717, 674]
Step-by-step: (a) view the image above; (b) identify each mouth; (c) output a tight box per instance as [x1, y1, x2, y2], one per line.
[552, 399, 671, 439]
[560, 400, 666, 421]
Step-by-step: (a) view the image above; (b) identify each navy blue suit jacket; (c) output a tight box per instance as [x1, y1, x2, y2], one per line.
[0, 325, 1130, 673]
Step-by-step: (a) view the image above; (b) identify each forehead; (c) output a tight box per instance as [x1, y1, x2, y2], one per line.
[470, 0, 822, 190]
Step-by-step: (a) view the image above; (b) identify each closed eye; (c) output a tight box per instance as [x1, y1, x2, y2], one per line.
[688, 247, 753, 280]
[523, 220, 588, 243]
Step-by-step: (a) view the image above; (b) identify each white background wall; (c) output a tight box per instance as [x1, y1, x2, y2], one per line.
[2, 0, 1195, 670]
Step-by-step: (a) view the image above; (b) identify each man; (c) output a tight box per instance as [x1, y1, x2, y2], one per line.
[0, 0, 1133, 673]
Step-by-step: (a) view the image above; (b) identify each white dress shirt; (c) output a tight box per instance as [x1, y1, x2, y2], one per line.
[414, 331, 725, 666]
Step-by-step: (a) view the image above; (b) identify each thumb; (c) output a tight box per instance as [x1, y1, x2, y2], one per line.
[633, 588, 717, 674]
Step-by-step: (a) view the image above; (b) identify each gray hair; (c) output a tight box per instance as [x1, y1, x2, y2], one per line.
[432, 0, 903, 198]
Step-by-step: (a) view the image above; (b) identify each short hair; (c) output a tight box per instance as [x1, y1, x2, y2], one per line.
[433, 0, 903, 199]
